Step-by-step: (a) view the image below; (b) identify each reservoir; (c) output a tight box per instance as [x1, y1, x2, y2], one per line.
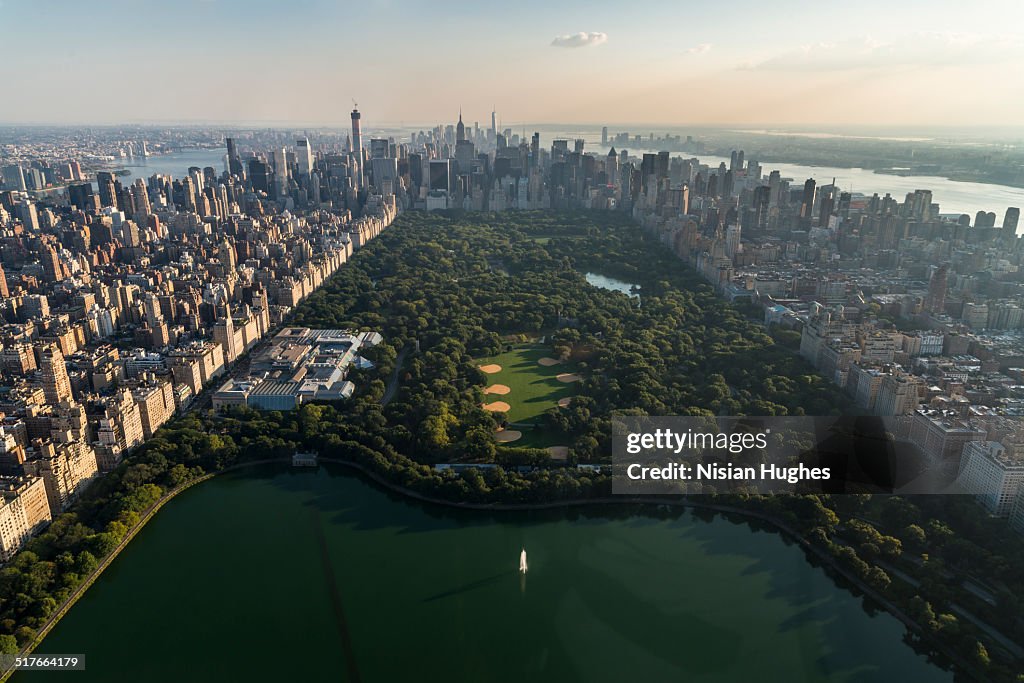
[20, 465, 953, 682]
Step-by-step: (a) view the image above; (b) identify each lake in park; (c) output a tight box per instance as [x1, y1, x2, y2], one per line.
[585, 272, 640, 300]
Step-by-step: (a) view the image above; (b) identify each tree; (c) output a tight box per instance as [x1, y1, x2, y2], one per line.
[866, 566, 891, 591]
[75, 551, 98, 576]
[974, 641, 991, 667]
[901, 523, 926, 548]
[878, 535, 902, 559]
[421, 410, 456, 451]
[463, 427, 497, 462]
[907, 596, 937, 629]
[0, 634, 17, 654]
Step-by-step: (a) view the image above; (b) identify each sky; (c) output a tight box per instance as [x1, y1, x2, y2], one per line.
[1, 0, 1023, 128]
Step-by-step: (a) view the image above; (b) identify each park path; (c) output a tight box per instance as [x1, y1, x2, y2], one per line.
[380, 346, 410, 406]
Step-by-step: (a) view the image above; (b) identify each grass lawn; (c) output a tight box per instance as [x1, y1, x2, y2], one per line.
[510, 428, 569, 449]
[523, 234, 583, 244]
[477, 344, 576, 425]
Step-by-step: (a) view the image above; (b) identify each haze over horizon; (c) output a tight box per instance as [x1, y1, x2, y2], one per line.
[2, 0, 1023, 128]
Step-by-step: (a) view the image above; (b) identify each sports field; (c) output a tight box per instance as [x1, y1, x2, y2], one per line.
[476, 344, 578, 425]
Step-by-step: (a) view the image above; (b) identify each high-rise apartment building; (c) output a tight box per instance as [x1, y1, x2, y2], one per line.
[351, 107, 363, 189]
[925, 264, 948, 316]
[0, 476, 51, 561]
[799, 178, 816, 220]
[296, 138, 314, 176]
[24, 439, 99, 518]
[40, 346, 73, 405]
[1004, 207, 1020, 233]
[957, 441, 1024, 516]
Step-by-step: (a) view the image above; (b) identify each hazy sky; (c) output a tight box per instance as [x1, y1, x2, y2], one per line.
[2, 0, 1023, 127]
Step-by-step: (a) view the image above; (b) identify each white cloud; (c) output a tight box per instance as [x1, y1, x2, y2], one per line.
[686, 43, 712, 55]
[740, 33, 1024, 71]
[551, 32, 608, 49]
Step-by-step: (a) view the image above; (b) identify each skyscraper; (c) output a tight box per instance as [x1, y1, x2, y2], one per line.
[68, 182, 95, 211]
[640, 153, 656, 193]
[248, 158, 271, 195]
[454, 134, 475, 176]
[213, 304, 238, 363]
[606, 147, 619, 186]
[925, 264, 949, 316]
[656, 151, 669, 179]
[768, 170, 782, 207]
[350, 107, 363, 190]
[296, 138, 313, 177]
[42, 245, 62, 282]
[226, 137, 244, 177]
[130, 178, 151, 218]
[96, 171, 117, 208]
[408, 153, 422, 187]
[2, 165, 26, 192]
[725, 224, 741, 260]
[818, 179, 836, 227]
[429, 159, 451, 192]
[800, 178, 816, 220]
[1004, 207, 1020, 234]
[19, 201, 39, 231]
[909, 189, 933, 221]
[456, 111, 466, 143]
[752, 185, 770, 230]
[271, 148, 288, 198]
[722, 170, 734, 199]
[369, 139, 390, 159]
[40, 346, 73, 405]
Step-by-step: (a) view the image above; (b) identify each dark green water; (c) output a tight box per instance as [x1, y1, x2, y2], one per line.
[21, 466, 952, 682]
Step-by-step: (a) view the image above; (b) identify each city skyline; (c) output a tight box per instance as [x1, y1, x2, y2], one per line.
[4, 4, 1024, 680]
[2, 0, 1023, 127]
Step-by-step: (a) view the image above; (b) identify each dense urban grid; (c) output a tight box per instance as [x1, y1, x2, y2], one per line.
[1, 109, 1023, 568]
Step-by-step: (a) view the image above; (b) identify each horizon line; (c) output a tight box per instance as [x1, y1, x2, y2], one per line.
[2, 120, 1024, 132]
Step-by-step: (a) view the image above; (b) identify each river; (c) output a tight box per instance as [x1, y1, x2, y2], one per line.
[102, 148, 228, 184]
[19, 465, 952, 682]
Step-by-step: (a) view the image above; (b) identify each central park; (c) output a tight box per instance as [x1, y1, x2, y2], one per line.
[3, 211, 1024, 681]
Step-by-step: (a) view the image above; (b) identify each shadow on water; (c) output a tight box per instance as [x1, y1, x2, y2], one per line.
[670, 510, 955, 681]
[237, 463, 953, 681]
[422, 571, 516, 603]
[251, 461, 658, 535]
[311, 507, 362, 683]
